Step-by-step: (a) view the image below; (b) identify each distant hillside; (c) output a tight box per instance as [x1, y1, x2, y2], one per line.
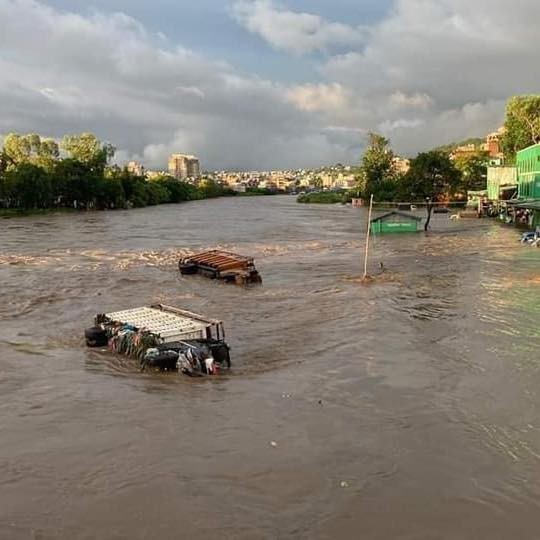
[433, 137, 485, 154]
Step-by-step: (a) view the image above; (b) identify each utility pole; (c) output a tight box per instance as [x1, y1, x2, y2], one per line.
[424, 197, 433, 231]
[363, 194, 374, 280]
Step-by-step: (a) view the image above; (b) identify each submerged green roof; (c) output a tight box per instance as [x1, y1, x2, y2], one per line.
[371, 211, 422, 223]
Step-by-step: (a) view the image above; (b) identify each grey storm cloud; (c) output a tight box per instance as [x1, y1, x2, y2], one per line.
[1, 0, 539, 169]
[0, 0, 347, 169]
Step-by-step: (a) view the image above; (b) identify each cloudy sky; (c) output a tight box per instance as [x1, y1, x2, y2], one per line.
[1, 0, 539, 170]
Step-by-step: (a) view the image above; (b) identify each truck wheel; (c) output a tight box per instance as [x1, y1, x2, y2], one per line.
[84, 327, 108, 347]
[179, 261, 198, 274]
[146, 351, 179, 371]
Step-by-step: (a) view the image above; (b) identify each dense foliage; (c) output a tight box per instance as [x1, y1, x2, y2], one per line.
[432, 137, 484, 155]
[0, 132, 234, 212]
[355, 134, 464, 202]
[452, 152, 489, 193]
[399, 151, 462, 201]
[501, 95, 540, 162]
[346, 95, 540, 204]
[297, 191, 346, 204]
[359, 133, 397, 199]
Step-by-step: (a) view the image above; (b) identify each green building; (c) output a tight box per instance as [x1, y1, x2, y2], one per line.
[486, 167, 517, 201]
[515, 144, 540, 227]
[516, 143, 540, 199]
[370, 211, 422, 234]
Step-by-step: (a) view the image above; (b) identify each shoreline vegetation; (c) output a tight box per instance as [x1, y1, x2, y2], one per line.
[0, 188, 278, 217]
[2, 95, 538, 213]
[297, 191, 351, 204]
[0, 132, 276, 217]
[298, 96, 540, 206]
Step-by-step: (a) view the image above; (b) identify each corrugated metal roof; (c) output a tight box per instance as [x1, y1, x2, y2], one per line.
[106, 306, 209, 341]
[371, 211, 422, 223]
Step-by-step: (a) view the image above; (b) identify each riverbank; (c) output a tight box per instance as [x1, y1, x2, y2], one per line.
[0, 187, 280, 218]
[0, 207, 81, 218]
[297, 191, 347, 204]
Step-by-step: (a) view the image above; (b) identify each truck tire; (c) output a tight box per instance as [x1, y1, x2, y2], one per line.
[85, 327, 108, 347]
[178, 261, 198, 275]
[146, 350, 179, 371]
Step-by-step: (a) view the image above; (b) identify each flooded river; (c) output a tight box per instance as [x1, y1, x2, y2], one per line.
[1, 196, 540, 539]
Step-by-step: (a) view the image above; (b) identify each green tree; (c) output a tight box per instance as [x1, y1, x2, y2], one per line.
[37, 138, 60, 171]
[52, 158, 99, 208]
[0, 148, 8, 182]
[501, 95, 540, 161]
[454, 151, 488, 193]
[154, 176, 199, 202]
[360, 133, 396, 199]
[98, 177, 126, 209]
[2, 133, 59, 170]
[3, 133, 32, 166]
[6, 163, 52, 208]
[400, 151, 462, 202]
[198, 179, 224, 198]
[61, 133, 115, 168]
[145, 181, 170, 205]
[4, 133, 39, 168]
[1, 131, 231, 212]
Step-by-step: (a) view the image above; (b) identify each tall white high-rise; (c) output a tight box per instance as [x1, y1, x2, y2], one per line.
[168, 154, 200, 180]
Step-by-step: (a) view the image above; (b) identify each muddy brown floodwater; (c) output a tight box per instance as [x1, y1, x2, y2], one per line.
[1, 196, 540, 539]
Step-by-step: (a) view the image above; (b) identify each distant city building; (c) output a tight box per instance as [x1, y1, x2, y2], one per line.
[127, 161, 145, 176]
[342, 174, 357, 188]
[168, 154, 201, 180]
[485, 127, 505, 159]
[231, 183, 247, 193]
[451, 144, 478, 160]
[321, 174, 333, 189]
[203, 165, 355, 192]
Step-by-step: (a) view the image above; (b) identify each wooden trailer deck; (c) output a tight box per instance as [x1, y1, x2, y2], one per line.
[179, 250, 262, 285]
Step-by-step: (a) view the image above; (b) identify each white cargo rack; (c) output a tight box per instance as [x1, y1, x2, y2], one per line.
[105, 306, 213, 342]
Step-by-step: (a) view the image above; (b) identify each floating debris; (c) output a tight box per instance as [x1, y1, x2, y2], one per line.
[179, 250, 262, 285]
[85, 304, 231, 376]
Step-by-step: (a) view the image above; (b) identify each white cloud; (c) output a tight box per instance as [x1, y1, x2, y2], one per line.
[323, 0, 540, 107]
[389, 91, 433, 110]
[0, 0, 363, 169]
[176, 86, 205, 99]
[379, 118, 424, 133]
[2, 0, 540, 168]
[286, 83, 349, 112]
[318, 0, 540, 153]
[232, 0, 368, 54]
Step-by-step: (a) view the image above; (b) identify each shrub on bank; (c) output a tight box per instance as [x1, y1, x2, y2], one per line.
[0, 164, 236, 213]
[297, 191, 346, 204]
[243, 187, 278, 196]
[0, 131, 238, 213]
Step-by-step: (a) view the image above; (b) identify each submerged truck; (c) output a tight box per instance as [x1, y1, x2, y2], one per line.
[179, 250, 262, 285]
[85, 304, 230, 375]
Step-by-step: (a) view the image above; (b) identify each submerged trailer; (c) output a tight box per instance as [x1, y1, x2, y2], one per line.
[179, 250, 262, 285]
[85, 304, 230, 376]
